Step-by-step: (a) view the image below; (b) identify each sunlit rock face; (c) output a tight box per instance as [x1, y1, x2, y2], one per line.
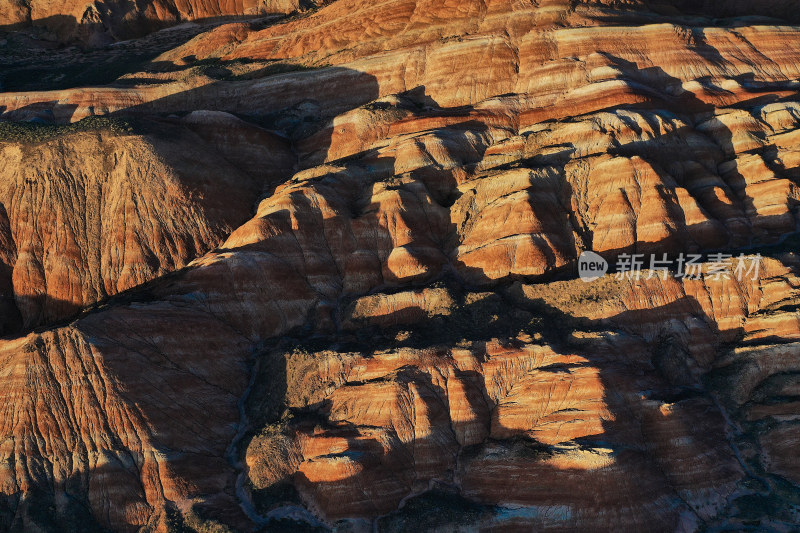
[1, 0, 800, 531]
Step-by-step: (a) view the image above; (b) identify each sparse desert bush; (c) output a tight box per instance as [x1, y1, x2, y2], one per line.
[0, 116, 134, 143]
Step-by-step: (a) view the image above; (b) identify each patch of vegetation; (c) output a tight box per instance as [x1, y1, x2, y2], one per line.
[185, 56, 328, 82]
[2, 50, 174, 91]
[702, 356, 754, 407]
[376, 489, 494, 533]
[263, 277, 606, 368]
[281, 2, 325, 24]
[223, 61, 328, 82]
[326, 281, 543, 352]
[244, 348, 289, 430]
[251, 480, 305, 517]
[0, 116, 135, 144]
[241, 279, 607, 527]
[183, 504, 238, 533]
[14, 488, 107, 533]
[733, 494, 783, 521]
[163, 503, 195, 533]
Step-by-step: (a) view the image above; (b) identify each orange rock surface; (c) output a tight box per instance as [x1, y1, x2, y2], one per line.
[0, 0, 799, 531]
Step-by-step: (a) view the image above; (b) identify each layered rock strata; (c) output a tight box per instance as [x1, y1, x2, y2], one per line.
[0, 0, 798, 531]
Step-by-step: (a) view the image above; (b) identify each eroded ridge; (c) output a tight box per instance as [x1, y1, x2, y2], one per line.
[0, 0, 799, 531]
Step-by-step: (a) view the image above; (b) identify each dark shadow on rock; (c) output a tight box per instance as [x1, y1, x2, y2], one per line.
[0, 14, 292, 92]
[544, 55, 800, 264]
[249, 283, 759, 531]
[3, 22, 800, 532]
[0, 64, 383, 532]
[231, 53, 800, 530]
[0, 101, 79, 123]
[0, 87, 347, 336]
[0, 9, 298, 49]
[664, 0, 800, 24]
[0, 66, 371, 335]
[112, 66, 383, 138]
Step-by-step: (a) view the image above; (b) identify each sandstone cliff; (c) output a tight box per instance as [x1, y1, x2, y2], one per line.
[0, 0, 799, 531]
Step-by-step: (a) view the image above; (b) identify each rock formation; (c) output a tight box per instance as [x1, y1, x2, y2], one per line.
[0, 0, 314, 45]
[0, 0, 799, 531]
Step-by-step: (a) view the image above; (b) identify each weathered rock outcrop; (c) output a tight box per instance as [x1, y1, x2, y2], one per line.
[240, 258, 800, 531]
[0, 117, 292, 332]
[0, 0, 309, 44]
[0, 0, 799, 531]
